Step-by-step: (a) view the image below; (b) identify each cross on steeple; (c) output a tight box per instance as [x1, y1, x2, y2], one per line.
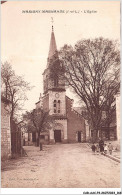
[51, 17, 54, 31]
[47, 17, 57, 60]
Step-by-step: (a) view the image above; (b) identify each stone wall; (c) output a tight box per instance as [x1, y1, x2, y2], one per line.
[1, 101, 11, 160]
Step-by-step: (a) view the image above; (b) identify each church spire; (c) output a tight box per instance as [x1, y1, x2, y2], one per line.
[48, 18, 57, 61]
[43, 19, 65, 94]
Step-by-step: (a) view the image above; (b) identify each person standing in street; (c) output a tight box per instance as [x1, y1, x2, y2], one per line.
[99, 139, 104, 154]
[104, 144, 108, 154]
[108, 142, 113, 155]
[95, 144, 99, 154]
[91, 143, 96, 154]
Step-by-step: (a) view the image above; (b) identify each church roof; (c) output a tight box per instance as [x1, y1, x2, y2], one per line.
[51, 114, 67, 120]
[48, 27, 57, 60]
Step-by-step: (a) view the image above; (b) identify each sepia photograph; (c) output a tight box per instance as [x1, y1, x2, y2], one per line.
[1, 0, 121, 191]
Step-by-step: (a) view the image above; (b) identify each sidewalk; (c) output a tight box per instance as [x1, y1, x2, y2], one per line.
[88, 140, 121, 163]
[104, 153, 120, 163]
[105, 140, 120, 161]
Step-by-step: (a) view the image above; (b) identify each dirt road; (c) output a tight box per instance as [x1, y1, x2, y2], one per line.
[1, 143, 120, 188]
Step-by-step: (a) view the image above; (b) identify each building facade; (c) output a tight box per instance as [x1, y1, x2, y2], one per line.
[36, 26, 86, 143]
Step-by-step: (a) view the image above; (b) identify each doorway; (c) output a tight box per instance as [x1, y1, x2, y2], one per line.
[54, 130, 61, 142]
[78, 131, 81, 142]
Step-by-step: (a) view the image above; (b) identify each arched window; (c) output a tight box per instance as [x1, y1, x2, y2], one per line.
[57, 100, 60, 113]
[53, 100, 61, 113]
[54, 100, 57, 113]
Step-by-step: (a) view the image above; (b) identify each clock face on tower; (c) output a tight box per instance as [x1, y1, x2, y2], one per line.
[55, 93, 59, 98]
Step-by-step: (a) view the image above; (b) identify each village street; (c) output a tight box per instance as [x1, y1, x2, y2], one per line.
[1, 143, 120, 188]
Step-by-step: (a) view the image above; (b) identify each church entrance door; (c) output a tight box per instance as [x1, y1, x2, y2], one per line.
[54, 130, 61, 142]
[78, 131, 81, 142]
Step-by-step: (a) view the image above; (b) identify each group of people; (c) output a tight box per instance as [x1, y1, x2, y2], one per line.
[91, 139, 113, 155]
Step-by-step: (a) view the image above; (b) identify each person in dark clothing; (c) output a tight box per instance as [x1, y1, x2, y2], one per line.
[99, 139, 104, 153]
[95, 144, 99, 154]
[91, 143, 96, 154]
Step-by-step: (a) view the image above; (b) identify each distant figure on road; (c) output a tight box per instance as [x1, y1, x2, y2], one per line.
[91, 143, 96, 154]
[104, 144, 108, 154]
[99, 139, 104, 154]
[95, 144, 99, 154]
[108, 143, 113, 155]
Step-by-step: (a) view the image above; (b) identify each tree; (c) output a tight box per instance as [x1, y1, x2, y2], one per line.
[23, 108, 53, 148]
[100, 93, 116, 140]
[1, 62, 32, 123]
[59, 38, 120, 142]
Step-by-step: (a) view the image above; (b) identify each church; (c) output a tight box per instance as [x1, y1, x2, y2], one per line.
[35, 25, 86, 144]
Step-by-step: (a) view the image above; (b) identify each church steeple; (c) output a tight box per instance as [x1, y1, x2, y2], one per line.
[47, 18, 58, 66]
[48, 27, 57, 60]
[43, 20, 65, 94]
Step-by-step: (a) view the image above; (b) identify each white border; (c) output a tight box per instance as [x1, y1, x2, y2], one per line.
[0, 0, 122, 194]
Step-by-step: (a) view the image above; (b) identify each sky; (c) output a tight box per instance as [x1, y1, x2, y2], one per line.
[1, 1, 120, 114]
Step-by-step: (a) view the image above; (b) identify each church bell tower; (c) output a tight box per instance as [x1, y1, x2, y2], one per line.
[43, 22, 66, 117]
